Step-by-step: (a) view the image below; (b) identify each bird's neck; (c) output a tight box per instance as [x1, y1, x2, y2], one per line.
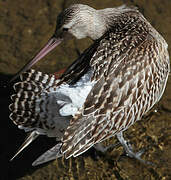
[90, 6, 143, 40]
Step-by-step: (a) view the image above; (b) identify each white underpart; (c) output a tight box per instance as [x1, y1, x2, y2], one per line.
[57, 70, 95, 116]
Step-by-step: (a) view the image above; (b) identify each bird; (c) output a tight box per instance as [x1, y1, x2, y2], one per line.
[9, 4, 170, 166]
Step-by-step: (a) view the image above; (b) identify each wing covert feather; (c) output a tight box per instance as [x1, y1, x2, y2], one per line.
[62, 33, 169, 158]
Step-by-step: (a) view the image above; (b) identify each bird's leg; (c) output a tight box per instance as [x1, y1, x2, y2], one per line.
[117, 132, 152, 165]
[94, 142, 120, 153]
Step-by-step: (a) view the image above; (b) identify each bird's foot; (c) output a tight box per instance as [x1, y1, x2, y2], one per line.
[117, 132, 153, 165]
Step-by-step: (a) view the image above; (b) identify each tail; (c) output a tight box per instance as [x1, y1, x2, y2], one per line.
[9, 69, 70, 160]
[9, 69, 59, 129]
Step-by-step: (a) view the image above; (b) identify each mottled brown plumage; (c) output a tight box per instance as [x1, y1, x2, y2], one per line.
[9, 4, 170, 165]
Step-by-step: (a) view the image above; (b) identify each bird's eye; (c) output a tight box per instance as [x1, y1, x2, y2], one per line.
[63, 28, 68, 32]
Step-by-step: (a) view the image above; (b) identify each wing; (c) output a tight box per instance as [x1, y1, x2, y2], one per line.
[9, 69, 71, 138]
[61, 31, 170, 158]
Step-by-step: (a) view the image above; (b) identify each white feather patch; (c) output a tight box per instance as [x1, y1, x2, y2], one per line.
[57, 70, 95, 116]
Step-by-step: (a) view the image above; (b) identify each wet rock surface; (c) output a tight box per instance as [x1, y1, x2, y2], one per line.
[0, 0, 171, 179]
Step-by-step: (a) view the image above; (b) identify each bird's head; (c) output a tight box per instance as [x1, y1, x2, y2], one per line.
[10, 4, 107, 81]
[54, 4, 105, 40]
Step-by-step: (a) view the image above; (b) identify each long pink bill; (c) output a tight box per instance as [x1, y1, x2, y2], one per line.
[10, 36, 63, 82]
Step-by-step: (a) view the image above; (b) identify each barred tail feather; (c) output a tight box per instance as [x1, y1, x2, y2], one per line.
[9, 69, 66, 133]
[9, 69, 72, 161]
